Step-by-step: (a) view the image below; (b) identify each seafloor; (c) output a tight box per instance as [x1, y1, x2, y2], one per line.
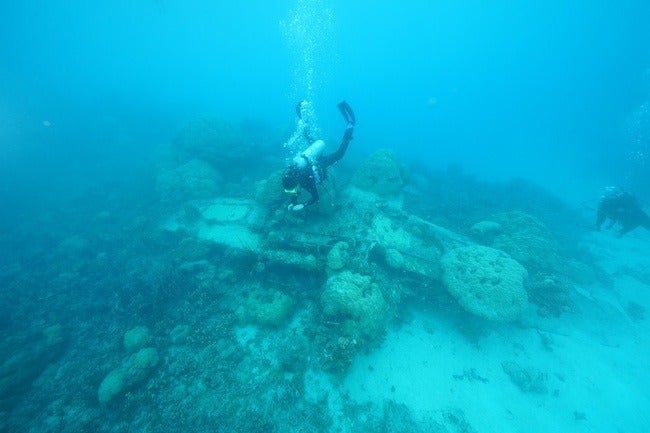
[1, 117, 648, 433]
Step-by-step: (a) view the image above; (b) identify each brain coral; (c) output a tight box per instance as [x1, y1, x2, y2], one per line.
[441, 245, 528, 322]
[97, 347, 159, 403]
[254, 169, 287, 207]
[321, 271, 388, 341]
[327, 241, 350, 271]
[489, 211, 561, 274]
[351, 149, 408, 196]
[123, 326, 151, 353]
[156, 159, 221, 203]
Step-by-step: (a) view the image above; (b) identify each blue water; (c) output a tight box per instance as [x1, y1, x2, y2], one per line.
[1, 1, 650, 432]
[3, 1, 650, 198]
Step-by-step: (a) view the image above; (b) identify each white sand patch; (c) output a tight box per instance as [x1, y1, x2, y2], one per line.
[582, 229, 650, 280]
[343, 302, 650, 433]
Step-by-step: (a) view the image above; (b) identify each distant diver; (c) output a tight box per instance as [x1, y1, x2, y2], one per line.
[596, 186, 650, 236]
[282, 100, 356, 211]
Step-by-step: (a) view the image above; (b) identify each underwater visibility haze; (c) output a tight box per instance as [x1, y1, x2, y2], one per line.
[1, 1, 650, 432]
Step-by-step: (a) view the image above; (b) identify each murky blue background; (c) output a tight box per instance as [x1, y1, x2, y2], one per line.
[2, 0, 649, 212]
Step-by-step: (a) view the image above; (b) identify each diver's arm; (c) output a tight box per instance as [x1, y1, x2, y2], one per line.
[302, 181, 319, 207]
[290, 180, 319, 211]
[288, 187, 318, 211]
[596, 198, 616, 230]
[288, 175, 318, 211]
[595, 204, 606, 230]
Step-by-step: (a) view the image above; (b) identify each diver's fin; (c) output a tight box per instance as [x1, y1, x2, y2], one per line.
[338, 100, 356, 126]
[295, 101, 303, 119]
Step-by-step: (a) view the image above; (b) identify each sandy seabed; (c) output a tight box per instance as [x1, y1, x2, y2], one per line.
[342, 230, 650, 433]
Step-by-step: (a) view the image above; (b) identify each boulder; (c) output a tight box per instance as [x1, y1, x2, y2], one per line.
[98, 347, 159, 403]
[441, 245, 528, 322]
[321, 271, 388, 341]
[351, 150, 408, 197]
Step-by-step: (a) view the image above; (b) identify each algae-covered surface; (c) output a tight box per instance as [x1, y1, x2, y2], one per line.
[2, 124, 648, 432]
[2, 2, 650, 433]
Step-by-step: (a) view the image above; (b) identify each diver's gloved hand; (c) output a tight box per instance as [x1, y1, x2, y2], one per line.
[287, 204, 305, 212]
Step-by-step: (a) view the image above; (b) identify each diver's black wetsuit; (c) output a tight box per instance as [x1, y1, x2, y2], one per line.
[596, 192, 650, 235]
[289, 126, 353, 207]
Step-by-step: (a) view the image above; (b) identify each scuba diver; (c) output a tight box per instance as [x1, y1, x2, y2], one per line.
[596, 186, 650, 236]
[282, 100, 356, 211]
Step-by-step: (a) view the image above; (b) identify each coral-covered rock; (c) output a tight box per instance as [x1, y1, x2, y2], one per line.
[469, 220, 502, 244]
[262, 248, 322, 272]
[255, 169, 287, 207]
[0, 324, 66, 409]
[123, 347, 159, 382]
[97, 369, 124, 404]
[327, 242, 350, 271]
[123, 326, 151, 353]
[169, 324, 191, 345]
[488, 211, 561, 274]
[351, 149, 408, 197]
[384, 248, 405, 270]
[236, 289, 295, 327]
[370, 214, 416, 250]
[321, 271, 387, 341]
[441, 245, 528, 322]
[527, 275, 574, 317]
[156, 159, 221, 204]
[98, 347, 159, 403]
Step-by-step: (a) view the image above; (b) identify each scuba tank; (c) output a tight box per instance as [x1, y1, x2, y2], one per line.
[293, 139, 325, 169]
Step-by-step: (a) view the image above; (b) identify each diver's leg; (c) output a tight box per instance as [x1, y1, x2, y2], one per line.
[320, 126, 353, 168]
[618, 224, 634, 236]
[642, 213, 650, 230]
[319, 101, 355, 168]
[596, 208, 606, 230]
